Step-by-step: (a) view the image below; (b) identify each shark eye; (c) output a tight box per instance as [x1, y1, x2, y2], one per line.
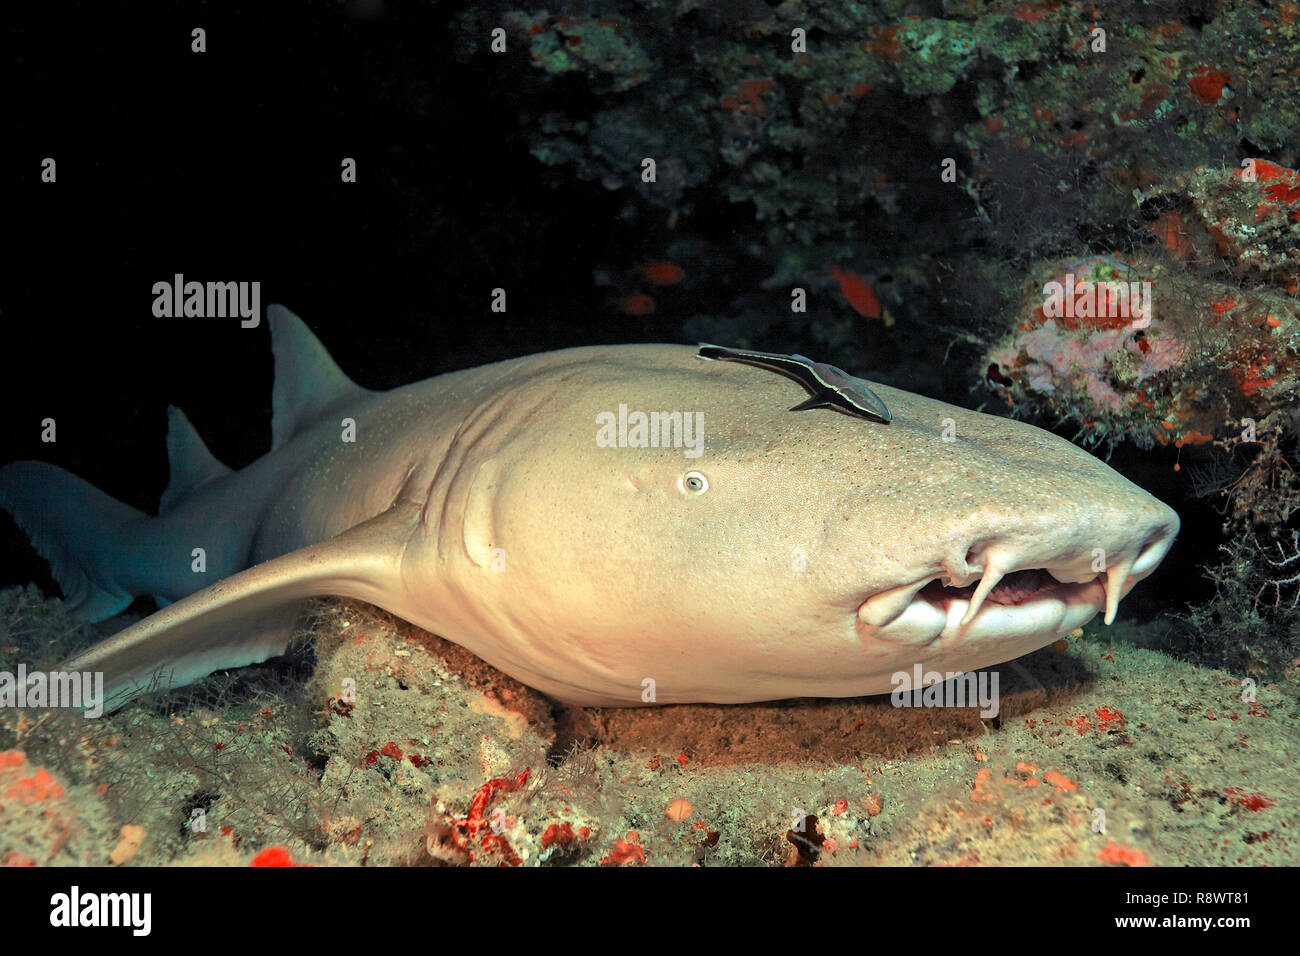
[683, 471, 709, 494]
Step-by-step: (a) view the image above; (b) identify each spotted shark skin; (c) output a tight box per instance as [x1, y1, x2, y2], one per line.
[0, 306, 1179, 711]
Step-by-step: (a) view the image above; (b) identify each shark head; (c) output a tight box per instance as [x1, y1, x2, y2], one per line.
[422, 345, 1180, 705]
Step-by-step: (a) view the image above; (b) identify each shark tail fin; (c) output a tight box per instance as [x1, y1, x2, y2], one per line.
[0, 461, 147, 621]
[160, 406, 232, 513]
[267, 304, 371, 451]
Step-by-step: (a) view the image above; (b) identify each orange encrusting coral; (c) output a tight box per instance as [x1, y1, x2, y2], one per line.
[720, 79, 775, 117]
[6, 766, 64, 803]
[0, 752, 26, 770]
[1150, 211, 1196, 260]
[1044, 769, 1081, 793]
[602, 831, 646, 865]
[1098, 841, 1150, 866]
[970, 768, 997, 802]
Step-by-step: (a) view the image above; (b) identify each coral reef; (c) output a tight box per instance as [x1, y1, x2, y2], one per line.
[986, 162, 1299, 455]
[982, 160, 1300, 674]
[442, 1, 1298, 396]
[2, 588, 1297, 866]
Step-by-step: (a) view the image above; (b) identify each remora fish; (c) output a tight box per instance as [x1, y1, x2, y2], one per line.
[0, 306, 1179, 711]
[697, 343, 892, 422]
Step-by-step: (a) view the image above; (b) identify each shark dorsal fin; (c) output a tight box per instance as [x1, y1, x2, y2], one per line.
[160, 406, 232, 512]
[268, 304, 370, 451]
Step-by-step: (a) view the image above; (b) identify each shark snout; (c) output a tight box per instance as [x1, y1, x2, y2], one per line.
[960, 492, 1176, 581]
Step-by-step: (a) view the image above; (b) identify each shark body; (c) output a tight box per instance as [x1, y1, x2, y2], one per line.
[0, 306, 1179, 711]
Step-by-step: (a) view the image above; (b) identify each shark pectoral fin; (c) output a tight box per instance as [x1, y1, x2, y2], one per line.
[62, 503, 420, 712]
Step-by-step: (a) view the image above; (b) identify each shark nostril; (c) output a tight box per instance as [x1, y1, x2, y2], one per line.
[963, 537, 997, 573]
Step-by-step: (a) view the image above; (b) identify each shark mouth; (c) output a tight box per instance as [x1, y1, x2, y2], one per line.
[855, 561, 1143, 648]
[920, 569, 1088, 619]
[852, 518, 1179, 649]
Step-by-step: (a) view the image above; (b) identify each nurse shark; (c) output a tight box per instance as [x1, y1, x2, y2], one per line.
[0, 306, 1179, 711]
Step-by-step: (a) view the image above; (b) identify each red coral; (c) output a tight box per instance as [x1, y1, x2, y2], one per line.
[1188, 66, 1230, 104]
[1238, 359, 1275, 397]
[1223, 788, 1275, 811]
[541, 822, 578, 848]
[250, 846, 296, 867]
[602, 832, 646, 865]
[540, 820, 592, 861]
[1094, 705, 1125, 731]
[450, 768, 531, 865]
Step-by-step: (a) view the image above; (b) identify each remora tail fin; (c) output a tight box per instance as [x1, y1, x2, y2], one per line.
[0, 461, 146, 621]
[61, 503, 419, 713]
